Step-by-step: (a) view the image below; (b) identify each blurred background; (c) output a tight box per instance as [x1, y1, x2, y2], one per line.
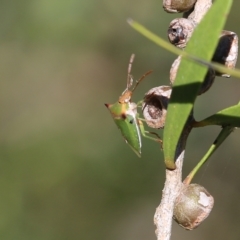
[1, 0, 240, 239]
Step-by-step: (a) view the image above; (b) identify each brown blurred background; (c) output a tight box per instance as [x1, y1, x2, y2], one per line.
[1, 0, 240, 239]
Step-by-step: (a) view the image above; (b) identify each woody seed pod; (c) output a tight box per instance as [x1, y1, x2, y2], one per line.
[173, 183, 214, 230]
[142, 86, 172, 129]
[163, 0, 197, 13]
[168, 18, 195, 48]
[212, 30, 238, 77]
[170, 56, 215, 95]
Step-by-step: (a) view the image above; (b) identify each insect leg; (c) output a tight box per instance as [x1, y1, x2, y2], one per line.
[138, 120, 163, 148]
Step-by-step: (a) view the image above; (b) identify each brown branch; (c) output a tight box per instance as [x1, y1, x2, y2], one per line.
[154, 124, 192, 240]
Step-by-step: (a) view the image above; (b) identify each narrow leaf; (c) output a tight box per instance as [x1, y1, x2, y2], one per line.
[193, 104, 240, 127]
[163, 0, 233, 169]
[184, 125, 235, 184]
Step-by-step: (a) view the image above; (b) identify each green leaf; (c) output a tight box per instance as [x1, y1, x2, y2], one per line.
[184, 125, 235, 184]
[163, 0, 233, 169]
[128, 1, 235, 169]
[193, 104, 240, 127]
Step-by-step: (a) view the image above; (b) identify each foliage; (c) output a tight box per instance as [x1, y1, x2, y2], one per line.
[129, 0, 240, 172]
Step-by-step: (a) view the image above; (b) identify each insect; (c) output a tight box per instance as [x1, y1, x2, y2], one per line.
[104, 54, 162, 157]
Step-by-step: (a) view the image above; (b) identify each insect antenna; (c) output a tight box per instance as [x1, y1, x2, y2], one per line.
[131, 70, 153, 93]
[122, 54, 153, 95]
[121, 54, 135, 95]
[126, 54, 135, 89]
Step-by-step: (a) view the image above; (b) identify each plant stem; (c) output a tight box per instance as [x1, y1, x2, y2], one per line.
[154, 123, 192, 240]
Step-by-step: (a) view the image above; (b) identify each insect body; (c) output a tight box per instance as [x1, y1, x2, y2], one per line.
[105, 54, 162, 157]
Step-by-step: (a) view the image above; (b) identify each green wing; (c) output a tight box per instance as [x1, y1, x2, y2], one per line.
[114, 113, 141, 157]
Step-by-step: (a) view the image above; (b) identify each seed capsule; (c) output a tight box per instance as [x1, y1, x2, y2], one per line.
[163, 0, 197, 13]
[142, 86, 172, 129]
[173, 183, 214, 230]
[170, 56, 215, 95]
[168, 18, 195, 48]
[212, 30, 238, 77]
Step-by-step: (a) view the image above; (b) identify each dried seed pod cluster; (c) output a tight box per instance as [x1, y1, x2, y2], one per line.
[144, 1, 237, 130]
[143, 1, 238, 130]
[148, 0, 239, 236]
[173, 184, 214, 230]
[167, 0, 238, 94]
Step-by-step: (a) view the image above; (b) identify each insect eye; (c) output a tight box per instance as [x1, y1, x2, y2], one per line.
[129, 119, 134, 124]
[121, 113, 127, 120]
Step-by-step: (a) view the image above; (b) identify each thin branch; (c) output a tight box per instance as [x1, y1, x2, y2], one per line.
[154, 124, 192, 240]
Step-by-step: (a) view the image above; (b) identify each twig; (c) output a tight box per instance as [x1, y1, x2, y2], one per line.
[154, 124, 192, 240]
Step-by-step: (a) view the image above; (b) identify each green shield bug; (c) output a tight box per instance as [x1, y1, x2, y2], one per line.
[105, 54, 162, 157]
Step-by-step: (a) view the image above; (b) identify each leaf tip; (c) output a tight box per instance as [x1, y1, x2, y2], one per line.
[127, 18, 133, 25]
